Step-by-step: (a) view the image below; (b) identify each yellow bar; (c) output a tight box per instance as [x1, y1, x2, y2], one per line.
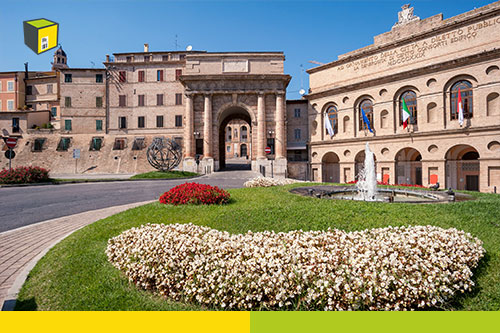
[1, 311, 251, 333]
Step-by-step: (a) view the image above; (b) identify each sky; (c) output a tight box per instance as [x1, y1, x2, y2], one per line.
[0, 0, 495, 99]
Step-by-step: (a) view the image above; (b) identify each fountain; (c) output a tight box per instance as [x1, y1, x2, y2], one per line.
[291, 142, 470, 204]
[356, 143, 378, 201]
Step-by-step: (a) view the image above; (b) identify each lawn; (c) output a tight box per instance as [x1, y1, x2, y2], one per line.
[130, 170, 198, 179]
[15, 184, 500, 311]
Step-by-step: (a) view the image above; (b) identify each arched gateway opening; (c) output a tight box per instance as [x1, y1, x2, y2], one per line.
[218, 106, 252, 170]
[445, 144, 480, 191]
[395, 148, 422, 185]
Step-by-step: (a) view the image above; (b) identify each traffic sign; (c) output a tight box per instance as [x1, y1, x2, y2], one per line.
[5, 150, 15, 159]
[265, 146, 272, 154]
[73, 148, 81, 159]
[4, 137, 17, 149]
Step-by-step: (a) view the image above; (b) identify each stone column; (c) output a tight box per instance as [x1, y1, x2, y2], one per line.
[257, 93, 266, 159]
[184, 93, 194, 158]
[275, 92, 286, 159]
[203, 94, 212, 158]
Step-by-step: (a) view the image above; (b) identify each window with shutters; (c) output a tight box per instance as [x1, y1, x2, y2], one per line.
[175, 69, 182, 80]
[57, 137, 71, 151]
[138, 70, 145, 82]
[175, 93, 182, 105]
[96, 96, 103, 107]
[96, 119, 103, 131]
[132, 137, 145, 150]
[90, 137, 103, 151]
[32, 138, 46, 152]
[96, 74, 103, 83]
[113, 138, 127, 150]
[138, 116, 145, 128]
[65, 97, 71, 107]
[65, 119, 72, 131]
[138, 94, 145, 106]
[119, 95, 126, 107]
[64, 74, 72, 83]
[157, 70, 164, 81]
[157, 94, 163, 106]
[156, 115, 164, 128]
[119, 71, 126, 82]
[119, 116, 127, 129]
[175, 115, 183, 127]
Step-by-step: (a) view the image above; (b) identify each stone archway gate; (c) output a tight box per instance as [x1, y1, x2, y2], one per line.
[179, 52, 291, 176]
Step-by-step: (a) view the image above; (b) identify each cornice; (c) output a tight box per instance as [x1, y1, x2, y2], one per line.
[307, 4, 500, 74]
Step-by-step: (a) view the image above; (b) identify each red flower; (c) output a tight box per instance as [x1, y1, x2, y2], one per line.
[159, 183, 230, 205]
[0, 166, 50, 184]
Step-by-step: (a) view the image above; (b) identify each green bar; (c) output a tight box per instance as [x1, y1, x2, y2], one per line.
[26, 19, 54, 28]
[250, 312, 500, 333]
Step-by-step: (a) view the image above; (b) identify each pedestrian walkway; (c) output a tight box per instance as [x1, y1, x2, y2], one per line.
[0, 200, 153, 311]
[50, 173, 136, 180]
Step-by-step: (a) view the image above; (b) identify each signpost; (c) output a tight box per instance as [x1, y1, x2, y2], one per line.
[3, 137, 18, 172]
[265, 146, 274, 178]
[73, 148, 81, 173]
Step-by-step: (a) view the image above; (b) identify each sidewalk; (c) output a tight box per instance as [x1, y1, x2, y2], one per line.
[50, 173, 136, 180]
[0, 200, 154, 311]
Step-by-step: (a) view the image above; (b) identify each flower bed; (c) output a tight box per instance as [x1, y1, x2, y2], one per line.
[107, 223, 484, 311]
[0, 166, 50, 184]
[159, 183, 230, 205]
[244, 176, 303, 188]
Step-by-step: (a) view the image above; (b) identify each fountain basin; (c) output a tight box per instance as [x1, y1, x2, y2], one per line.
[291, 186, 474, 204]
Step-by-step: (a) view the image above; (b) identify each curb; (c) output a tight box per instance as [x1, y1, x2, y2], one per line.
[0, 175, 202, 188]
[0, 200, 155, 311]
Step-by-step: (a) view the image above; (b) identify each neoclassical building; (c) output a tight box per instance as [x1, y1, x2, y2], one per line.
[306, 2, 500, 192]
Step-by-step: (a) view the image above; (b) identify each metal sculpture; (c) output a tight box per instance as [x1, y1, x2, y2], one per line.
[146, 137, 182, 171]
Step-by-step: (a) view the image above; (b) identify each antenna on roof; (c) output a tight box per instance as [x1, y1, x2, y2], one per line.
[174, 34, 179, 50]
[300, 64, 304, 93]
[90, 61, 95, 68]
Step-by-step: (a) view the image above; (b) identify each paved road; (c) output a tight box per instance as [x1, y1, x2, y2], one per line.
[0, 170, 259, 233]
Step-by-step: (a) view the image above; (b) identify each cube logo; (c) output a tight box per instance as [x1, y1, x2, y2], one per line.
[23, 18, 58, 54]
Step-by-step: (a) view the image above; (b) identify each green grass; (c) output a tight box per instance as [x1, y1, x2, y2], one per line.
[15, 185, 500, 311]
[130, 170, 198, 179]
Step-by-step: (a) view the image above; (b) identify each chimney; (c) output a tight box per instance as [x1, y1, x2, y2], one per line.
[144, 43, 149, 52]
[106, 54, 110, 62]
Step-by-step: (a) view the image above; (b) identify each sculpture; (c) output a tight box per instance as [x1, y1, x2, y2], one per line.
[393, 3, 420, 29]
[146, 137, 182, 171]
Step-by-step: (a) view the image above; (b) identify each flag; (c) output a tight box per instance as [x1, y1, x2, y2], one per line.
[325, 114, 335, 136]
[457, 87, 464, 127]
[361, 107, 373, 133]
[401, 98, 411, 129]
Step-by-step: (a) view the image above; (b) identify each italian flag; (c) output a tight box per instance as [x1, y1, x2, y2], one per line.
[457, 87, 464, 126]
[402, 98, 411, 129]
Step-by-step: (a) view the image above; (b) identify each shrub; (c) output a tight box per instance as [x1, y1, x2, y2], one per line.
[159, 182, 230, 205]
[0, 166, 50, 184]
[107, 223, 485, 311]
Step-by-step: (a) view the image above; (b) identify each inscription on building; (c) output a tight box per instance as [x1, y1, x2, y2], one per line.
[222, 59, 249, 73]
[337, 17, 500, 72]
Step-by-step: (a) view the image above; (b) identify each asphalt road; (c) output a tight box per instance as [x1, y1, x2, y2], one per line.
[0, 170, 258, 233]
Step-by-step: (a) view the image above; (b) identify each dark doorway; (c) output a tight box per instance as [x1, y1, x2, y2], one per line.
[466, 175, 479, 191]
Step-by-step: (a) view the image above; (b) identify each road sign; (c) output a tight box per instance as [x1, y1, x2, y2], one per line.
[5, 150, 15, 159]
[265, 146, 272, 154]
[5, 137, 18, 149]
[73, 148, 81, 159]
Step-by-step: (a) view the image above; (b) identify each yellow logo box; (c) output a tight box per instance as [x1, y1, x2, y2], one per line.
[23, 18, 59, 54]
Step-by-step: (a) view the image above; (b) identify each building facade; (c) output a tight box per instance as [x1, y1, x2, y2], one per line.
[306, 2, 500, 192]
[286, 100, 309, 180]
